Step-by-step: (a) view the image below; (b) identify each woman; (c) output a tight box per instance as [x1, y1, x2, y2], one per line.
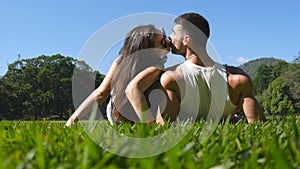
[65, 24, 170, 127]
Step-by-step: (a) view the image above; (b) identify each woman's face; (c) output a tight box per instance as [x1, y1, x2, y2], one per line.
[152, 29, 170, 56]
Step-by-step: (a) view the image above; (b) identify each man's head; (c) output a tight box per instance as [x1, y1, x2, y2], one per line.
[169, 13, 210, 56]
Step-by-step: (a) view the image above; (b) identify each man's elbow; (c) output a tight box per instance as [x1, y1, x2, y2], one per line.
[247, 113, 267, 123]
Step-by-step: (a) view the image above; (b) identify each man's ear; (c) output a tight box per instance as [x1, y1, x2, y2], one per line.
[183, 35, 191, 46]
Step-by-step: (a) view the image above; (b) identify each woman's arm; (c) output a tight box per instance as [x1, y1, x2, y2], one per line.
[125, 67, 162, 124]
[65, 61, 118, 127]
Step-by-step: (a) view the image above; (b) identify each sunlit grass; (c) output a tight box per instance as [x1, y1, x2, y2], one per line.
[0, 115, 299, 168]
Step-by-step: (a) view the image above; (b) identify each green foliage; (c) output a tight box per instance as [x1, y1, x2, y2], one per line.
[239, 57, 283, 79]
[253, 61, 288, 95]
[253, 64, 273, 95]
[281, 63, 300, 112]
[0, 117, 300, 168]
[250, 58, 299, 113]
[262, 78, 295, 115]
[0, 54, 104, 120]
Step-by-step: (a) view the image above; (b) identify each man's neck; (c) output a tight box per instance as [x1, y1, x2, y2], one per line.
[186, 49, 215, 67]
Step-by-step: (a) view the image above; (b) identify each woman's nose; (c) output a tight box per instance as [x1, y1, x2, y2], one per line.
[165, 36, 171, 46]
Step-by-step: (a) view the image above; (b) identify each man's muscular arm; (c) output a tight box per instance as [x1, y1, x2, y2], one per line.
[237, 75, 266, 123]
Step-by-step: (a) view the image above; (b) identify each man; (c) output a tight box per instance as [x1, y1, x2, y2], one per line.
[160, 13, 266, 123]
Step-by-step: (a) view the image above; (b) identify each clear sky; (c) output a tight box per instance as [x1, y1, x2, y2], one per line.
[1, 0, 299, 75]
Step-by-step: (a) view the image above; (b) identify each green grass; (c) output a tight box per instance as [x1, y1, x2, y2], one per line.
[0, 116, 300, 169]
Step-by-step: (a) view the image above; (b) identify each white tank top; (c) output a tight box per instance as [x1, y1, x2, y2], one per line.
[179, 60, 237, 121]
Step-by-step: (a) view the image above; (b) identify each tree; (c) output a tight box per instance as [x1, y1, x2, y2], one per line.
[270, 61, 288, 79]
[0, 54, 105, 120]
[253, 60, 288, 95]
[253, 64, 273, 95]
[0, 79, 10, 119]
[281, 62, 300, 112]
[262, 78, 295, 115]
[239, 57, 283, 79]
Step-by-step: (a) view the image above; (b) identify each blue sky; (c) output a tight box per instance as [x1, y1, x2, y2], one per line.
[1, 0, 299, 75]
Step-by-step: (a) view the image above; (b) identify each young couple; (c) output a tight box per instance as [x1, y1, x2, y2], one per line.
[65, 12, 266, 127]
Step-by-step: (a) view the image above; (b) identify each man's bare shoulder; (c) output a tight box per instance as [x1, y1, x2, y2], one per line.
[226, 65, 253, 89]
[226, 65, 248, 76]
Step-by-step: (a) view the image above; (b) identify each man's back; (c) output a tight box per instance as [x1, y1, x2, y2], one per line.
[161, 61, 238, 121]
[162, 12, 266, 123]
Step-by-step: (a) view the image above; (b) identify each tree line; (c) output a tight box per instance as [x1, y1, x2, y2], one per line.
[0, 54, 104, 120]
[242, 55, 300, 115]
[0, 54, 299, 120]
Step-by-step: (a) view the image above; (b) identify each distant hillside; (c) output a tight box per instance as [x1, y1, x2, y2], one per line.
[239, 57, 284, 79]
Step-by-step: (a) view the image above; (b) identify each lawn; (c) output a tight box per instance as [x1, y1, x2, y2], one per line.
[0, 115, 299, 169]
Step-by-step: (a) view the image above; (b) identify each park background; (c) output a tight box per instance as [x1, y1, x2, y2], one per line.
[0, 1, 300, 168]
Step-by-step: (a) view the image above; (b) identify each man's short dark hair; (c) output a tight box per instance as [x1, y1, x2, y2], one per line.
[174, 13, 210, 39]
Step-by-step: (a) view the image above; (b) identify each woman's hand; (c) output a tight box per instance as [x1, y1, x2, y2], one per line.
[155, 115, 165, 126]
[65, 115, 79, 127]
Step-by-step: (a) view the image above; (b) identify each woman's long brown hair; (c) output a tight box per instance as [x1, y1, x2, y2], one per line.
[111, 24, 163, 122]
